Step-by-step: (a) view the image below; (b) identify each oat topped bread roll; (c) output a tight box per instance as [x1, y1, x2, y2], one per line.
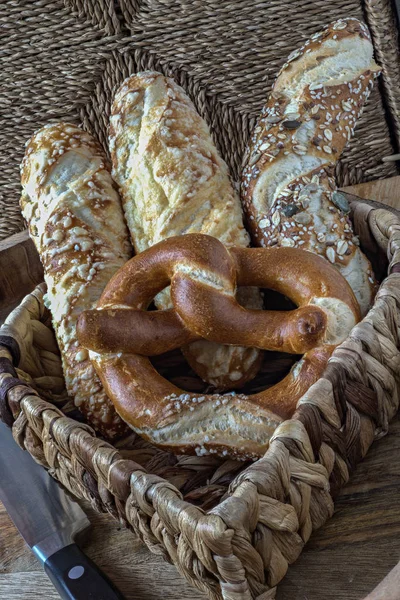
[242, 18, 380, 315]
[21, 122, 132, 438]
[109, 71, 263, 389]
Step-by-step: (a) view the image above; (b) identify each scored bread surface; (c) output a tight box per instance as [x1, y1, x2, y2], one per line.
[109, 71, 263, 389]
[242, 18, 379, 315]
[20, 122, 132, 438]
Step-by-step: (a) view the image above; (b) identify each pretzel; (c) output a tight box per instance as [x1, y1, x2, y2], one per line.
[77, 234, 360, 459]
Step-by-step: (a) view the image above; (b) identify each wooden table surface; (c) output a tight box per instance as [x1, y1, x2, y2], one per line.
[1, 176, 400, 600]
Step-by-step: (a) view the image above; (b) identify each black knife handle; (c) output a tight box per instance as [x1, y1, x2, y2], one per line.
[44, 543, 124, 600]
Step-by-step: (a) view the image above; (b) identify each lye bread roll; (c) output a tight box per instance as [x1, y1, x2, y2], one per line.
[242, 18, 380, 315]
[109, 71, 263, 389]
[21, 122, 132, 438]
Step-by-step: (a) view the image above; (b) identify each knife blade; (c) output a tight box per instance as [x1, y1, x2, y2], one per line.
[0, 421, 124, 600]
[394, 0, 400, 28]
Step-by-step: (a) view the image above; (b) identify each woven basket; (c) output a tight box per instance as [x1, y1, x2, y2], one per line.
[3, 1, 400, 598]
[1, 201, 400, 599]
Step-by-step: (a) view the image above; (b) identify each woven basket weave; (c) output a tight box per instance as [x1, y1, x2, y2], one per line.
[1, 200, 400, 600]
[2, 1, 400, 598]
[1, 0, 400, 240]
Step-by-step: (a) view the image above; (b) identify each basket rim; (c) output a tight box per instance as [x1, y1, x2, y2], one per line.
[1, 196, 400, 598]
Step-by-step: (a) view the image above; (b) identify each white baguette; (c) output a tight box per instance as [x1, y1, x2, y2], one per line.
[109, 72, 263, 390]
[21, 122, 132, 438]
[242, 18, 380, 315]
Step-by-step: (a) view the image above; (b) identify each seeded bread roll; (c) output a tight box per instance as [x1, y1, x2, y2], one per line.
[109, 71, 263, 390]
[242, 18, 380, 315]
[20, 122, 132, 438]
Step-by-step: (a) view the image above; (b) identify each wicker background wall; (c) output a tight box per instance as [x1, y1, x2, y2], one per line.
[1, 0, 400, 241]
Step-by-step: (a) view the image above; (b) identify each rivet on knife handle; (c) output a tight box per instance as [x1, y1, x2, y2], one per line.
[44, 543, 124, 600]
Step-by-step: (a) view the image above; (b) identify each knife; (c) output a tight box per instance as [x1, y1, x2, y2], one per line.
[394, 0, 400, 29]
[0, 421, 124, 600]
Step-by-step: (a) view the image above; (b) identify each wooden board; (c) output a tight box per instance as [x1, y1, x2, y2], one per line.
[342, 175, 400, 209]
[1, 176, 400, 599]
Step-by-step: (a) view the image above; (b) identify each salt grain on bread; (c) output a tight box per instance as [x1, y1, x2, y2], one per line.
[20, 122, 132, 438]
[77, 234, 360, 459]
[242, 18, 380, 315]
[109, 71, 263, 390]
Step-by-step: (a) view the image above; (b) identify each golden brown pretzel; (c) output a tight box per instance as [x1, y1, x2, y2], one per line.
[77, 234, 360, 459]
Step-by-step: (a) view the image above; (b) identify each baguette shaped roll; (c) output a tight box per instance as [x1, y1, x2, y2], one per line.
[21, 123, 132, 438]
[110, 71, 263, 389]
[242, 18, 379, 315]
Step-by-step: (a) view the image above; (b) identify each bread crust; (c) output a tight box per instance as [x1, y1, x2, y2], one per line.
[20, 122, 132, 438]
[77, 233, 360, 459]
[242, 18, 380, 315]
[109, 71, 263, 389]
